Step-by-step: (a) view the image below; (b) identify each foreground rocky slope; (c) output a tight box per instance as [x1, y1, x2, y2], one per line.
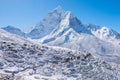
[0, 29, 119, 80]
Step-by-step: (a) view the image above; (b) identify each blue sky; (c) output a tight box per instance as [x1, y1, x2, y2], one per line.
[0, 0, 120, 31]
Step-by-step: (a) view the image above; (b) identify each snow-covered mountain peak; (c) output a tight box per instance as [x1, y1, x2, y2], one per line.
[27, 7, 92, 39]
[52, 6, 64, 14]
[92, 26, 120, 41]
[27, 7, 66, 39]
[44, 6, 65, 22]
[40, 12, 92, 44]
[85, 24, 120, 44]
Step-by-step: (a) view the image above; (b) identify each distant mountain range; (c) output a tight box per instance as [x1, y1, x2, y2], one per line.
[2, 6, 120, 64]
[2, 25, 26, 37]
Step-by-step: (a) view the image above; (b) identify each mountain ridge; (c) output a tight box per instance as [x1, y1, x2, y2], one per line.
[2, 7, 120, 43]
[2, 25, 26, 37]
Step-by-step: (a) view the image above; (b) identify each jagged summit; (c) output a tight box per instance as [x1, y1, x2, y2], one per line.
[27, 6, 91, 39]
[52, 6, 64, 13]
[40, 11, 92, 44]
[27, 6, 66, 39]
[87, 24, 120, 42]
[27, 6, 96, 39]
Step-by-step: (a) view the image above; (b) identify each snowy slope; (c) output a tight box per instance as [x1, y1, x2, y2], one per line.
[0, 29, 119, 80]
[0, 29, 32, 44]
[2, 25, 26, 37]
